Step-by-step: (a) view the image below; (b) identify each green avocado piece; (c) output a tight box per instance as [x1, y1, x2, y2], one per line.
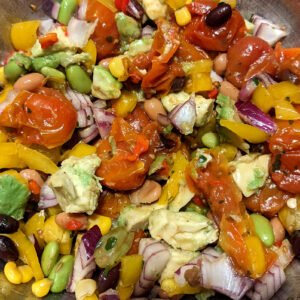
[115, 12, 141, 41]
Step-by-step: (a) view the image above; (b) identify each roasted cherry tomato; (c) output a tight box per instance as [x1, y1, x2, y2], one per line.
[0, 87, 77, 148]
[226, 36, 277, 88]
[86, 0, 119, 58]
[184, 0, 246, 52]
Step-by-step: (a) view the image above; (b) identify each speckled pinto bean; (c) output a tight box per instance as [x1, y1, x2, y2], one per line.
[55, 212, 89, 230]
[219, 80, 239, 101]
[144, 98, 167, 121]
[130, 180, 162, 204]
[13, 73, 45, 91]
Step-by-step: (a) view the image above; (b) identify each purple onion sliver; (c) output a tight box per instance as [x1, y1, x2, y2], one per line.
[126, 0, 144, 20]
[39, 19, 54, 35]
[256, 73, 277, 88]
[82, 225, 102, 260]
[142, 25, 155, 38]
[39, 180, 58, 209]
[157, 113, 170, 126]
[235, 101, 277, 134]
[77, 0, 88, 20]
[238, 78, 258, 101]
[99, 289, 120, 300]
[94, 108, 115, 139]
[51, 1, 60, 20]
[79, 124, 99, 143]
[93, 100, 107, 109]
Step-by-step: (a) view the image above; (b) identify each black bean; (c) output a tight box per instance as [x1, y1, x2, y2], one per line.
[171, 77, 186, 93]
[95, 264, 120, 293]
[205, 3, 232, 27]
[290, 230, 300, 258]
[0, 214, 19, 234]
[0, 236, 18, 262]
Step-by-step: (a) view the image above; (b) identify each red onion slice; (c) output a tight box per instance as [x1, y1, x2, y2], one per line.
[77, 107, 94, 128]
[126, 0, 145, 20]
[235, 101, 277, 134]
[157, 113, 171, 126]
[93, 108, 115, 139]
[210, 70, 224, 83]
[79, 124, 99, 143]
[99, 289, 120, 300]
[42, 0, 60, 20]
[39, 19, 54, 35]
[65, 87, 92, 110]
[168, 94, 196, 135]
[142, 25, 155, 38]
[67, 17, 98, 48]
[77, 0, 88, 20]
[92, 100, 107, 109]
[38, 180, 58, 209]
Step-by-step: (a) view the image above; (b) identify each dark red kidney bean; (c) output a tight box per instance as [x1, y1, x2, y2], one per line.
[0, 214, 19, 233]
[205, 3, 232, 27]
[290, 230, 300, 258]
[171, 77, 186, 93]
[96, 264, 120, 293]
[0, 258, 5, 271]
[0, 236, 18, 262]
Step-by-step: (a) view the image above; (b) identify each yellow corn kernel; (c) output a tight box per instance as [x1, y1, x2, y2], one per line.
[32, 278, 53, 298]
[4, 262, 22, 284]
[175, 7, 192, 26]
[165, 0, 186, 10]
[219, 0, 236, 8]
[18, 265, 34, 283]
[109, 56, 125, 78]
[0, 67, 7, 85]
[84, 294, 98, 300]
[160, 278, 202, 297]
[75, 279, 97, 300]
[88, 214, 112, 235]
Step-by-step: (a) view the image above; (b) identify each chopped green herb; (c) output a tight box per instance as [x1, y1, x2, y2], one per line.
[105, 236, 117, 250]
[289, 120, 294, 125]
[253, 77, 259, 86]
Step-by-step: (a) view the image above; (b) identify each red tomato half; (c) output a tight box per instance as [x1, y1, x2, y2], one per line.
[0, 87, 77, 148]
[226, 36, 277, 88]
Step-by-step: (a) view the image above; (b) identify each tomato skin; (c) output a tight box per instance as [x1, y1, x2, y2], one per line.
[66, 219, 83, 231]
[86, 0, 119, 59]
[0, 87, 77, 148]
[184, 9, 246, 52]
[127, 230, 147, 255]
[226, 36, 277, 88]
[187, 0, 216, 15]
[244, 181, 291, 218]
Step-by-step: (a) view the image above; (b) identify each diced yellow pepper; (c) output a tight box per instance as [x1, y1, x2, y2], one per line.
[268, 81, 300, 104]
[0, 143, 27, 169]
[220, 119, 270, 143]
[218, 143, 238, 161]
[24, 211, 46, 250]
[189, 72, 213, 92]
[66, 143, 97, 159]
[46, 206, 63, 217]
[251, 83, 274, 113]
[186, 60, 213, 75]
[109, 56, 128, 80]
[43, 216, 73, 255]
[245, 235, 266, 279]
[165, 0, 186, 10]
[10, 20, 40, 51]
[275, 99, 300, 120]
[175, 7, 192, 26]
[159, 151, 188, 205]
[0, 169, 28, 186]
[113, 90, 138, 117]
[82, 40, 97, 71]
[88, 214, 112, 235]
[160, 278, 202, 297]
[0, 129, 8, 143]
[5, 229, 44, 280]
[0, 68, 8, 86]
[119, 255, 143, 287]
[0, 85, 13, 103]
[117, 285, 134, 300]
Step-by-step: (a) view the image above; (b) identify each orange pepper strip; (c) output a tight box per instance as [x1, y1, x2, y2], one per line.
[39, 33, 58, 49]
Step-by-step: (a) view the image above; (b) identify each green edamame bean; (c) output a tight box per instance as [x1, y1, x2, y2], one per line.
[4, 61, 26, 82]
[57, 0, 77, 25]
[41, 67, 66, 80]
[66, 65, 92, 94]
[41, 241, 60, 277]
[48, 255, 74, 293]
[32, 55, 60, 72]
[201, 132, 219, 148]
[250, 214, 275, 247]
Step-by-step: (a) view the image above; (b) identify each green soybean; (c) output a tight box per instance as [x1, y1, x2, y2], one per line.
[201, 132, 219, 148]
[250, 214, 275, 247]
[4, 61, 26, 82]
[57, 0, 77, 25]
[41, 241, 60, 277]
[41, 67, 66, 80]
[48, 255, 74, 293]
[32, 55, 60, 72]
[66, 65, 92, 94]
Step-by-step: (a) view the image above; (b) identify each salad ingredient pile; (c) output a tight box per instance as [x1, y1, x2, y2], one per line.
[0, 0, 299, 299]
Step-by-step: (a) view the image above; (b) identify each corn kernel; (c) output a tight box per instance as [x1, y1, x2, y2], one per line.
[0, 67, 7, 85]
[18, 265, 34, 283]
[109, 56, 126, 79]
[32, 278, 53, 298]
[88, 214, 112, 235]
[165, 0, 186, 10]
[4, 262, 22, 284]
[84, 294, 98, 300]
[175, 7, 192, 26]
[75, 279, 97, 300]
[220, 0, 236, 8]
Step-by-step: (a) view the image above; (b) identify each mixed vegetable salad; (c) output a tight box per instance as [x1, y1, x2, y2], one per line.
[0, 0, 300, 299]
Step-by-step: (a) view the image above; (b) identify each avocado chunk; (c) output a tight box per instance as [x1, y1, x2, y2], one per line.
[8, 53, 32, 70]
[92, 65, 123, 100]
[115, 12, 141, 42]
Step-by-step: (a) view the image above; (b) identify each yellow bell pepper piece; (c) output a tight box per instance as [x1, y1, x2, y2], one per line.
[268, 81, 300, 104]
[278, 199, 300, 235]
[5, 229, 44, 280]
[117, 285, 134, 300]
[0, 170, 28, 186]
[66, 143, 97, 159]
[159, 151, 189, 205]
[245, 235, 266, 279]
[0, 67, 7, 86]
[88, 214, 112, 235]
[220, 119, 270, 143]
[165, 0, 187, 10]
[119, 255, 143, 287]
[24, 211, 46, 249]
[251, 83, 274, 113]
[10, 20, 40, 51]
[0, 143, 59, 174]
[189, 72, 213, 93]
[43, 216, 73, 255]
[160, 278, 202, 297]
[218, 143, 238, 162]
[275, 99, 300, 120]
[96, 0, 118, 13]
[0, 129, 8, 143]
[187, 60, 213, 74]
[82, 40, 97, 71]
[113, 90, 138, 117]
